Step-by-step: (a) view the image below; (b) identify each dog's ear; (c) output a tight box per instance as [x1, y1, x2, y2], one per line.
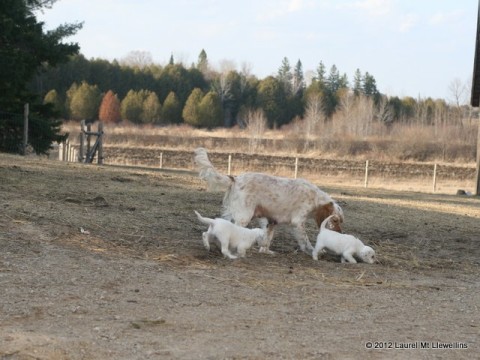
[314, 202, 334, 227]
[315, 202, 340, 230]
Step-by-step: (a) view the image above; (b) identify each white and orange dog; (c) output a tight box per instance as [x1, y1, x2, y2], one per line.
[312, 214, 376, 264]
[194, 210, 270, 259]
[194, 147, 344, 254]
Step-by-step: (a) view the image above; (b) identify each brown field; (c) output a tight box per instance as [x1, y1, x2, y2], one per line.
[60, 122, 477, 196]
[100, 146, 477, 196]
[1, 153, 479, 359]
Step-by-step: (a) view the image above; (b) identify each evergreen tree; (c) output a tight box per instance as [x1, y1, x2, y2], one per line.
[277, 57, 293, 95]
[142, 91, 161, 123]
[198, 91, 223, 128]
[197, 49, 208, 74]
[182, 88, 204, 127]
[0, 0, 82, 154]
[353, 69, 363, 96]
[292, 59, 305, 95]
[325, 65, 341, 94]
[211, 72, 236, 127]
[120, 90, 144, 123]
[99, 90, 121, 123]
[315, 61, 326, 85]
[256, 76, 288, 128]
[161, 91, 182, 124]
[69, 81, 101, 121]
[65, 82, 79, 117]
[43, 89, 64, 116]
[363, 72, 380, 103]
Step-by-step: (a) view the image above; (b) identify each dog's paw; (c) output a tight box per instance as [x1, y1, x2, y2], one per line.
[259, 247, 275, 255]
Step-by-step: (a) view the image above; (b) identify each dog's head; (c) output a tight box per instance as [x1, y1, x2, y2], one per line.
[324, 214, 343, 232]
[315, 202, 343, 232]
[359, 246, 376, 264]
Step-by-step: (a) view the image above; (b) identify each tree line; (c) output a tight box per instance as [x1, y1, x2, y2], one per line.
[32, 51, 463, 130]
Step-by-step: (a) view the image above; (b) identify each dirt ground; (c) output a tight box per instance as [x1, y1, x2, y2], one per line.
[1, 153, 479, 360]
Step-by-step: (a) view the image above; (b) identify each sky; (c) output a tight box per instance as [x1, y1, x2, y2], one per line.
[37, 0, 478, 102]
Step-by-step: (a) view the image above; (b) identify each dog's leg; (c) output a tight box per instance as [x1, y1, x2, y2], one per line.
[221, 248, 237, 259]
[292, 224, 313, 255]
[219, 239, 237, 259]
[342, 253, 357, 263]
[202, 232, 210, 251]
[259, 222, 276, 254]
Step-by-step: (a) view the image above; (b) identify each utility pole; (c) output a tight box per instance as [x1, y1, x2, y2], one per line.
[471, 0, 480, 195]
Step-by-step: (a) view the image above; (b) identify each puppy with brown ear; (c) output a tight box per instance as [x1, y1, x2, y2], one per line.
[312, 215, 376, 264]
[194, 211, 271, 259]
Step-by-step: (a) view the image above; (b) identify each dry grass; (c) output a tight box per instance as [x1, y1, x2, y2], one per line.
[59, 121, 478, 195]
[61, 121, 477, 163]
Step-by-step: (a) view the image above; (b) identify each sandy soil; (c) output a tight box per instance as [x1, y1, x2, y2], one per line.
[1, 153, 479, 359]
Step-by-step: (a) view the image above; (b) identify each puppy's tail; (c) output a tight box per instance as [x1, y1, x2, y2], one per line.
[320, 214, 335, 232]
[194, 147, 233, 191]
[194, 210, 215, 226]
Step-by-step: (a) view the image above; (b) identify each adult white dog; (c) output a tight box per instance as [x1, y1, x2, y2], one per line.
[193, 147, 343, 254]
[312, 214, 376, 264]
[194, 210, 270, 259]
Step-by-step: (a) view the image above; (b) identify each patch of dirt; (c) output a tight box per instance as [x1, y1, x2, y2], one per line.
[1, 153, 479, 359]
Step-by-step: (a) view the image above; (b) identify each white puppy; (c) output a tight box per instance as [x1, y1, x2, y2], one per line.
[194, 210, 270, 259]
[312, 215, 376, 264]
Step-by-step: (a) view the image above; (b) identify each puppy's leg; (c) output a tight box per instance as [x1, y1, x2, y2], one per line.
[236, 245, 247, 258]
[342, 253, 357, 264]
[218, 237, 237, 259]
[312, 245, 324, 261]
[202, 231, 210, 251]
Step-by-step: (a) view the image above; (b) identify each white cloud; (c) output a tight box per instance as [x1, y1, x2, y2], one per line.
[398, 13, 418, 33]
[429, 10, 464, 26]
[343, 0, 393, 17]
[256, 0, 315, 21]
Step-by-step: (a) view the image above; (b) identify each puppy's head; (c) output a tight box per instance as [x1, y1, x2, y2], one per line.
[256, 218, 273, 247]
[359, 246, 376, 264]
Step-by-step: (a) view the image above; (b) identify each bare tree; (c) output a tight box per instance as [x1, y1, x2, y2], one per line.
[218, 59, 237, 74]
[334, 92, 376, 137]
[239, 108, 267, 153]
[120, 50, 154, 69]
[448, 78, 468, 107]
[304, 94, 325, 131]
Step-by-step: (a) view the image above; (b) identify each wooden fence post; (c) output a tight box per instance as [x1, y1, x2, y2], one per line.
[97, 122, 104, 164]
[86, 123, 92, 156]
[64, 139, 69, 162]
[433, 163, 437, 193]
[294, 157, 298, 179]
[364, 160, 369, 188]
[22, 103, 29, 155]
[159, 152, 163, 169]
[228, 154, 232, 175]
[79, 120, 85, 162]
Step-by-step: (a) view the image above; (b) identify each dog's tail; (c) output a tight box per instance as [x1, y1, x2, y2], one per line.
[194, 210, 215, 226]
[194, 147, 233, 191]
